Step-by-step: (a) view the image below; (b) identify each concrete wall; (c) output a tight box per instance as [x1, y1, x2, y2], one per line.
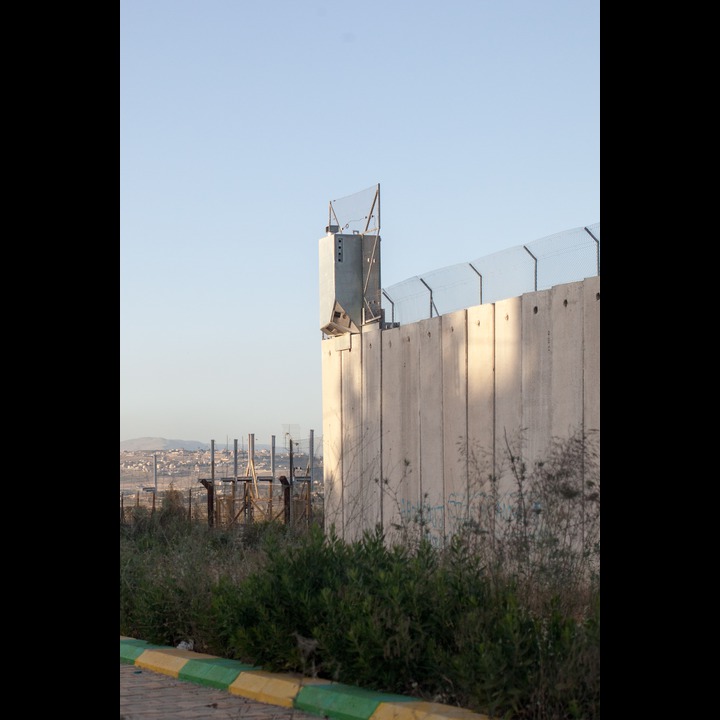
[321, 276, 600, 545]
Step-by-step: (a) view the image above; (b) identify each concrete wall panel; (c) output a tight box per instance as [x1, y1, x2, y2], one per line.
[522, 289, 553, 469]
[385, 323, 422, 545]
[417, 316, 444, 546]
[467, 303, 495, 501]
[341, 335, 365, 542]
[321, 337, 344, 536]
[380, 326, 405, 538]
[361, 325, 383, 533]
[550, 282, 584, 441]
[441, 310, 469, 537]
[493, 297, 523, 498]
[583, 276, 601, 451]
[321, 276, 600, 545]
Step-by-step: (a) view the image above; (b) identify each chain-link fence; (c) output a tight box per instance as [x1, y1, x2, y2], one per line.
[120, 435, 324, 529]
[381, 222, 600, 326]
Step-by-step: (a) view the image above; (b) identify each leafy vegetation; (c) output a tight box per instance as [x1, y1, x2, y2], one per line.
[120, 433, 599, 720]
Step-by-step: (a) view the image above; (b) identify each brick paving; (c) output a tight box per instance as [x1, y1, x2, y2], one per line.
[120, 664, 322, 720]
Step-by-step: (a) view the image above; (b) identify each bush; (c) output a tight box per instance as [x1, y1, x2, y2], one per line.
[120, 437, 600, 720]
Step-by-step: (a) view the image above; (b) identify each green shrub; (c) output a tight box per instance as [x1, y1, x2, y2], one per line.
[120, 437, 600, 720]
[213, 524, 350, 669]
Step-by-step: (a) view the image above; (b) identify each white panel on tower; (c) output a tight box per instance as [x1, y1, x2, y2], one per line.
[319, 231, 377, 336]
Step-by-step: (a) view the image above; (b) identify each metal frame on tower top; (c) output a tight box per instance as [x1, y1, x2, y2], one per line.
[326, 184, 383, 327]
[364, 183, 380, 234]
[328, 183, 380, 235]
[361, 184, 381, 324]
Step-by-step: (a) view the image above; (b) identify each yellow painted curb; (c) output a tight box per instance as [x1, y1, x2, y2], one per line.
[229, 669, 332, 707]
[371, 701, 492, 720]
[135, 648, 218, 677]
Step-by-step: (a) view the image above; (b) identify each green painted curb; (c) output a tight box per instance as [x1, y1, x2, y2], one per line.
[120, 637, 488, 720]
[120, 637, 166, 663]
[178, 657, 260, 689]
[295, 682, 418, 720]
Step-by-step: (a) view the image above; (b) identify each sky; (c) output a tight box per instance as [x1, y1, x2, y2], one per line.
[120, 0, 600, 449]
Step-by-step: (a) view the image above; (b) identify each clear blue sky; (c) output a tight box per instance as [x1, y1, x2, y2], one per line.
[120, 0, 600, 447]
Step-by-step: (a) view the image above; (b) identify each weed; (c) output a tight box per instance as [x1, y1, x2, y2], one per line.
[120, 436, 599, 720]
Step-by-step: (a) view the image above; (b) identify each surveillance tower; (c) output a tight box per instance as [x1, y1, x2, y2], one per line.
[319, 184, 383, 337]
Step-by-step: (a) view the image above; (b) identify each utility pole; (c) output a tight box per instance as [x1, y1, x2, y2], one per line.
[289, 438, 294, 525]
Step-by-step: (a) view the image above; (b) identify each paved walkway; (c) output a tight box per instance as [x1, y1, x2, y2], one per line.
[121, 663, 320, 719]
[120, 636, 490, 720]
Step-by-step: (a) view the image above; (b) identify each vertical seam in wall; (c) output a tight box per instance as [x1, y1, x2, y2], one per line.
[441, 316, 446, 545]
[492, 303, 496, 490]
[359, 332, 363, 532]
[416, 326, 422, 516]
[463, 310, 470, 522]
[339, 347, 345, 539]
[378, 331, 383, 530]
[580, 284, 586, 519]
[519, 299, 525, 470]
[581, 286, 585, 444]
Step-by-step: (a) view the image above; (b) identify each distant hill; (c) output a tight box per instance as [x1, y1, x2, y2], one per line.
[120, 437, 284, 452]
[120, 437, 210, 451]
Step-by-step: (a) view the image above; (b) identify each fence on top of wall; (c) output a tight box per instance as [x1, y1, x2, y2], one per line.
[381, 223, 599, 327]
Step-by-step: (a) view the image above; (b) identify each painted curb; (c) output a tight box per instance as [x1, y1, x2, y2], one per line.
[120, 636, 491, 720]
